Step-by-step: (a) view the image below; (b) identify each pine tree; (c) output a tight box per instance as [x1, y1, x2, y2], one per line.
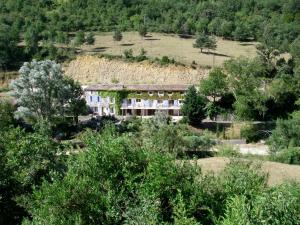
[181, 86, 207, 125]
[113, 30, 123, 42]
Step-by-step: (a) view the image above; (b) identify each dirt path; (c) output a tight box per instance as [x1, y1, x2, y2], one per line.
[196, 157, 300, 186]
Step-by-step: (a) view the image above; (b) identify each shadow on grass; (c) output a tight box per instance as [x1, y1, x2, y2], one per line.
[144, 38, 160, 41]
[239, 43, 254, 46]
[120, 43, 135, 46]
[91, 47, 110, 52]
[202, 51, 230, 57]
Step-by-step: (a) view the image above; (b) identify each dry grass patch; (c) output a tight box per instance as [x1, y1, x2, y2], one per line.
[196, 157, 300, 186]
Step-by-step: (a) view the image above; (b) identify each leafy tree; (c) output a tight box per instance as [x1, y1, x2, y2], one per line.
[194, 33, 217, 53]
[55, 31, 69, 44]
[181, 86, 207, 125]
[200, 67, 228, 103]
[194, 33, 209, 53]
[113, 29, 123, 42]
[10, 60, 86, 126]
[0, 127, 65, 225]
[85, 32, 95, 45]
[0, 24, 19, 70]
[233, 22, 252, 41]
[138, 24, 148, 37]
[220, 20, 234, 39]
[200, 67, 228, 120]
[224, 57, 268, 120]
[61, 77, 87, 124]
[24, 24, 41, 55]
[0, 100, 15, 129]
[268, 109, 300, 153]
[74, 31, 85, 46]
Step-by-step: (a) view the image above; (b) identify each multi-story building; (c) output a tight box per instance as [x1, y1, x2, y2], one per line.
[84, 84, 189, 119]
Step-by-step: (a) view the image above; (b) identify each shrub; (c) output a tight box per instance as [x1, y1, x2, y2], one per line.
[271, 147, 300, 165]
[85, 32, 95, 45]
[183, 132, 216, 151]
[123, 49, 134, 59]
[221, 183, 300, 225]
[216, 145, 241, 158]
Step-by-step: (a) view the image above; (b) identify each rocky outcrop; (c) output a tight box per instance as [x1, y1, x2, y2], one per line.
[64, 56, 209, 85]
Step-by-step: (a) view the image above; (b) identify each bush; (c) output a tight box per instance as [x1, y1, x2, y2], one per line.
[123, 49, 134, 59]
[216, 145, 241, 157]
[221, 183, 300, 225]
[271, 147, 300, 165]
[183, 132, 215, 151]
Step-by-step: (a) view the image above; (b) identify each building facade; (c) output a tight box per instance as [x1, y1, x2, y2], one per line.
[84, 84, 189, 119]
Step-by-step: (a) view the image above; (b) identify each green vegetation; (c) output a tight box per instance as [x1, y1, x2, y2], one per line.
[10, 60, 87, 127]
[194, 33, 217, 53]
[113, 30, 123, 42]
[0, 1, 300, 224]
[181, 86, 207, 125]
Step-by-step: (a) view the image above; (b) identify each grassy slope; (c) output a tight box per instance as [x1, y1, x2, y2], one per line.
[79, 32, 258, 67]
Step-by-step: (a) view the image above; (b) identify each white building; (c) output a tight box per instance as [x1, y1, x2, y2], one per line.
[84, 84, 189, 119]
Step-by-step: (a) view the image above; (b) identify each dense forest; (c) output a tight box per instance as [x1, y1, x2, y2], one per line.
[0, 0, 300, 69]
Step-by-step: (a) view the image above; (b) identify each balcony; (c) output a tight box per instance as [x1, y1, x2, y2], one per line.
[121, 99, 181, 109]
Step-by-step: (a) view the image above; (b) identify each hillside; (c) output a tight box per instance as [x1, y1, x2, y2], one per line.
[64, 55, 209, 85]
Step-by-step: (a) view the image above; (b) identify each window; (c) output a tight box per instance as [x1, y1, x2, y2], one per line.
[158, 91, 164, 96]
[90, 96, 93, 102]
[137, 91, 141, 95]
[158, 100, 163, 104]
[180, 91, 185, 96]
[127, 99, 132, 105]
[169, 100, 174, 106]
[97, 96, 100, 102]
[136, 99, 141, 103]
[179, 100, 184, 104]
[148, 91, 153, 96]
[167, 91, 173, 95]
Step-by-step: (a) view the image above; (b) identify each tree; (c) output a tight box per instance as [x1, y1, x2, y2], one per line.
[0, 24, 19, 70]
[138, 25, 147, 37]
[193, 33, 217, 53]
[113, 30, 123, 42]
[224, 57, 268, 120]
[61, 78, 87, 124]
[24, 24, 41, 55]
[85, 32, 95, 45]
[200, 67, 228, 119]
[268, 108, 300, 153]
[220, 20, 234, 39]
[0, 100, 15, 130]
[10, 60, 86, 126]
[193, 33, 208, 53]
[205, 36, 217, 52]
[0, 127, 65, 225]
[200, 67, 228, 102]
[181, 86, 207, 125]
[74, 31, 85, 46]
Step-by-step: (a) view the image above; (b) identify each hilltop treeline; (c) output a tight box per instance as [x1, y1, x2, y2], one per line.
[0, 0, 299, 69]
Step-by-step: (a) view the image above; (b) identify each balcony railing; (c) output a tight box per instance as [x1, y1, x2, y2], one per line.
[121, 99, 181, 109]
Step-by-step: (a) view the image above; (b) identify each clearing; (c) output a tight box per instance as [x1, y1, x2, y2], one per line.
[80, 32, 258, 67]
[196, 157, 300, 186]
